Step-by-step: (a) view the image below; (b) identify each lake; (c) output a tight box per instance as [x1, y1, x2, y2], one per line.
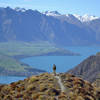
[0, 46, 100, 84]
[21, 46, 100, 72]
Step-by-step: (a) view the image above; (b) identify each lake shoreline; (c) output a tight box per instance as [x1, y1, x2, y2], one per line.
[0, 51, 80, 78]
[13, 53, 80, 60]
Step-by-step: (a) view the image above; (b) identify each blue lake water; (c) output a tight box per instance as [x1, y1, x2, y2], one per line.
[0, 46, 100, 84]
[21, 46, 100, 72]
[0, 76, 26, 84]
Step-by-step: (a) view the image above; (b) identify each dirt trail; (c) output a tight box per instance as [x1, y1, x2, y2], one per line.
[55, 75, 66, 93]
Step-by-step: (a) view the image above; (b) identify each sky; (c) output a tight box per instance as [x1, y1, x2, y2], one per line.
[0, 0, 100, 16]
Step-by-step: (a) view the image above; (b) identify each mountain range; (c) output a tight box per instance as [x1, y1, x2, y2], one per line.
[0, 7, 100, 46]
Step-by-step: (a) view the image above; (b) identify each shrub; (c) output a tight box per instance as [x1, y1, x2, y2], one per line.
[32, 93, 40, 99]
[3, 95, 13, 100]
[46, 88, 60, 96]
[38, 95, 47, 100]
[28, 76, 39, 83]
[15, 93, 23, 98]
[76, 96, 84, 100]
[27, 84, 36, 91]
[40, 85, 48, 92]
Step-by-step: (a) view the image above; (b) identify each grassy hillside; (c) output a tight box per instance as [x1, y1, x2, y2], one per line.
[0, 54, 28, 72]
[0, 54, 45, 76]
[0, 73, 99, 100]
[0, 42, 78, 58]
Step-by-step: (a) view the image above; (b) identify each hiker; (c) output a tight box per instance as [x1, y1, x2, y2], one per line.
[53, 64, 56, 76]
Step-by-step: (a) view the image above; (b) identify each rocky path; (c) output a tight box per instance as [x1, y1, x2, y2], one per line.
[55, 75, 66, 93]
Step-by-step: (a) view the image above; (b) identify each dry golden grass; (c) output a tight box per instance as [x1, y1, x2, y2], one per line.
[0, 73, 100, 100]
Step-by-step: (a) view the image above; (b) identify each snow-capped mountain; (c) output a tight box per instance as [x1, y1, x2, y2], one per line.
[13, 7, 100, 22]
[15, 7, 26, 12]
[0, 7, 100, 46]
[43, 11, 99, 22]
[73, 14, 99, 22]
[43, 11, 61, 16]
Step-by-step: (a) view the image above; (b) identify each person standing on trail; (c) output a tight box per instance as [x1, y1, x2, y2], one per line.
[53, 64, 56, 76]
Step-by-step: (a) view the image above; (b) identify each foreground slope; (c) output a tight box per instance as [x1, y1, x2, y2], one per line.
[68, 53, 100, 82]
[0, 73, 100, 100]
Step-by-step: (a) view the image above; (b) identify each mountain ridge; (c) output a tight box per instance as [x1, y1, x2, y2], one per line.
[0, 7, 99, 46]
[67, 53, 100, 82]
[43, 11, 100, 22]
